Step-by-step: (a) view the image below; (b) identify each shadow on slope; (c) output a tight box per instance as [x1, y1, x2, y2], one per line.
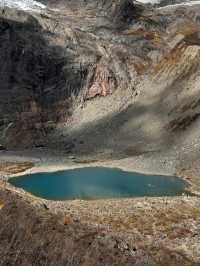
[54, 85, 200, 159]
[0, 11, 95, 148]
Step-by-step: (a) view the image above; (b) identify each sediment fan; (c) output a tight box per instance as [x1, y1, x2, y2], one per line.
[0, 0, 46, 11]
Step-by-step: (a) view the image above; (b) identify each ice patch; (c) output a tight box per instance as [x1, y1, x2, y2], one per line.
[0, 0, 46, 12]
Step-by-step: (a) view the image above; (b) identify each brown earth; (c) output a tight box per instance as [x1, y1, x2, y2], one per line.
[1, 179, 200, 266]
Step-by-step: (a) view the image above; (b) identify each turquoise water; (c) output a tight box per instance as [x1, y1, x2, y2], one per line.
[9, 167, 188, 200]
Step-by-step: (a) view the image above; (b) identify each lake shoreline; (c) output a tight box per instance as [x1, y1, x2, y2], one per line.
[0, 149, 199, 196]
[9, 166, 188, 200]
[0, 149, 177, 178]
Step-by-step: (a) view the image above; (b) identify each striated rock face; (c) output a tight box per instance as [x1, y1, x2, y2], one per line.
[0, 0, 200, 161]
[86, 64, 117, 98]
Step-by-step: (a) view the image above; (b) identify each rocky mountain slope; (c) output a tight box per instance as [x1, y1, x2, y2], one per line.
[0, 0, 200, 167]
[1, 1, 200, 265]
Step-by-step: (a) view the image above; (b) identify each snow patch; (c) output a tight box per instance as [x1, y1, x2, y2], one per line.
[0, 0, 46, 12]
[137, 0, 159, 3]
[137, 0, 200, 6]
[158, 1, 200, 9]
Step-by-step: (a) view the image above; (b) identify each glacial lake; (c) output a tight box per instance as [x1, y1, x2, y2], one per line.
[9, 167, 188, 200]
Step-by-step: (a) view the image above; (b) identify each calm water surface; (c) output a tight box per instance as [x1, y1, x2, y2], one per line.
[9, 167, 188, 200]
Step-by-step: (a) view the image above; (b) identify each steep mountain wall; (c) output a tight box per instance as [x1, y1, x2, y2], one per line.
[0, 1, 200, 165]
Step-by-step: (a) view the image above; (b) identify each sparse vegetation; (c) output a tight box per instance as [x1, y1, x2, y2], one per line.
[0, 161, 34, 174]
